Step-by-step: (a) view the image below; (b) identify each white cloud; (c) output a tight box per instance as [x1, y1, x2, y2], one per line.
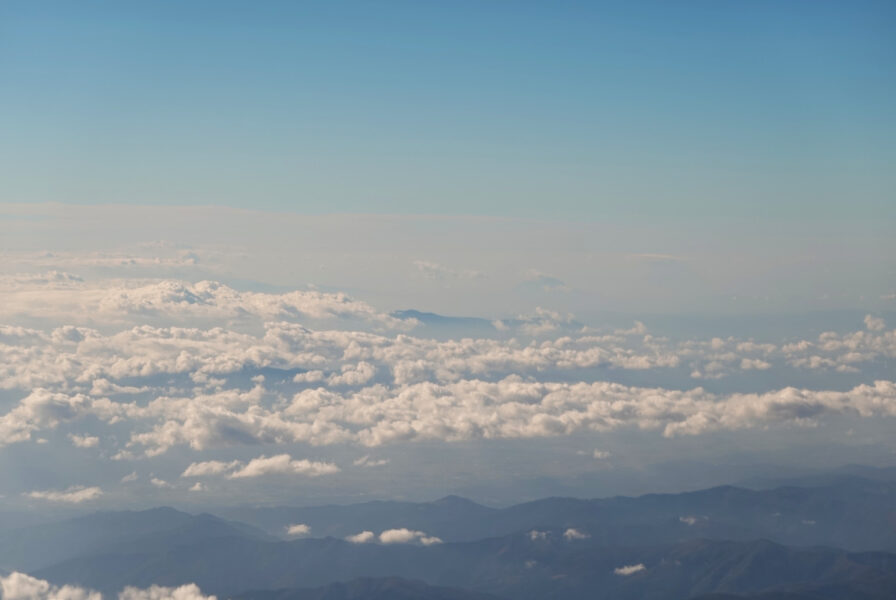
[865, 314, 886, 331]
[69, 434, 100, 448]
[188, 482, 204, 492]
[592, 449, 611, 460]
[353, 454, 389, 467]
[121, 471, 138, 483]
[563, 528, 589, 540]
[181, 460, 241, 477]
[286, 523, 311, 537]
[0, 572, 101, 600]
[345, 530, 375, 544]
[378, 528, 442, 545]
[118, 583, 216, 600]
[26, 486, 102, 503]
[529, 530, 548, 541]
[150, 478, 172, 488]
[614, 563, 646, 576]
[228, 454, 340, 479]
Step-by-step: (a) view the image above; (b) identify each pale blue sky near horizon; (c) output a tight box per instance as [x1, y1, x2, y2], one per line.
[1, 0, 894, 222]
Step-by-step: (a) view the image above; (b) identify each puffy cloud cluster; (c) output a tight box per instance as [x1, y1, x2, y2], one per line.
[1, 274, 894, 489]
[344, 528, 442, 545]
[0, 277, 412, 331]
[0, 572, 101, 600]
[0, 573, 214, 600]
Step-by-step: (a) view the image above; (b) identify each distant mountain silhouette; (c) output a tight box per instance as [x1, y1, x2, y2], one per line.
[34, 533, 896, 599]
[232, 577, 504, 600]
[0, 506, 273, 573]
[217, 478, 896, 551]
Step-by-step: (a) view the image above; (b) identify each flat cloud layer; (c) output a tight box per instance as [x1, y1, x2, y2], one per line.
[0, 269, 894, 503]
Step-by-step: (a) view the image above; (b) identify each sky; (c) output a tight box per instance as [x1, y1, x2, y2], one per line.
[0, 2, 894, 512]
[1, 1, 894, 220]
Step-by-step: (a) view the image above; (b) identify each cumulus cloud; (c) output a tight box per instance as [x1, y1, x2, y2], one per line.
[228, 454, 340, 479]
[150, 478, 172, 488]
[26, 486, 103, 503]
[0, 571, 217, 600]
[0, 572, 101, 600]
[529, 530, 548, 541]
[353, 455, 389, 467]
[614, 563, 646, 576]
[378, 528, 442, 545]
[865, 314, 886, 332]
[345, 531, 375, 544]
[117, 583, 216, 600]
[181, 460, 241, 477]
[563, 528, 589, 540]
[69, 434, 100, 448]
[1, 275, 895, 481]
[286, 523, 311, 537]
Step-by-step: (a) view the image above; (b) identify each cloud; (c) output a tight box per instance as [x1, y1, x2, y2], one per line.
[227, 454, 340, 479]
[0, 572, 101, 600]
[592, 449, 611, 460]
[121, 471, 138, 483]
[378, 528, 442, 545]
[0, 571, 218, 600]
[614, 563, 646, 576]
[188, 482, 204, 492]
[150, 478, 172, 488]
[413, 260, 482, 281]
[353, 455, 389, 467]
[563, 528, 589, 540]
[117, 584, 216, 600]
[529, 530, 548, 541]
[286, 523, 311, 537]
[865, 314, 886, 332]
[0, 278, 413, 331]
[181, 460, 241, 477]
[345, 531, 375, 543]
[69, 434, 100, 448]
[26, 486, 102, 503]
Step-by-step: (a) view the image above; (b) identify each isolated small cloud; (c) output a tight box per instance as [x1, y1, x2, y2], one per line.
[865, 314, 886, 331]
[26, 485, 102, 503]
[378, 528, 442, 545]
[69, 434, 100, 448]
[614, 563, 646, 576]
[353, 454, 389, 467]
[181, 460, 241, 477]
[121, 471, 138, 483]
[286, 523, 311, 537]
[529, 530, 548, 541]
[592, 449, 611, 460]
[228, 454, 340, 479]
[188, 482, 204, 492]
[150, 477, 172, 488]
[563, 528, 589, 540]
[345, 530, 375, 544]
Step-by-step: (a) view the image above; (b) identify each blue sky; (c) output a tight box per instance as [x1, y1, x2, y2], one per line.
[2, 0, 894, 220]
